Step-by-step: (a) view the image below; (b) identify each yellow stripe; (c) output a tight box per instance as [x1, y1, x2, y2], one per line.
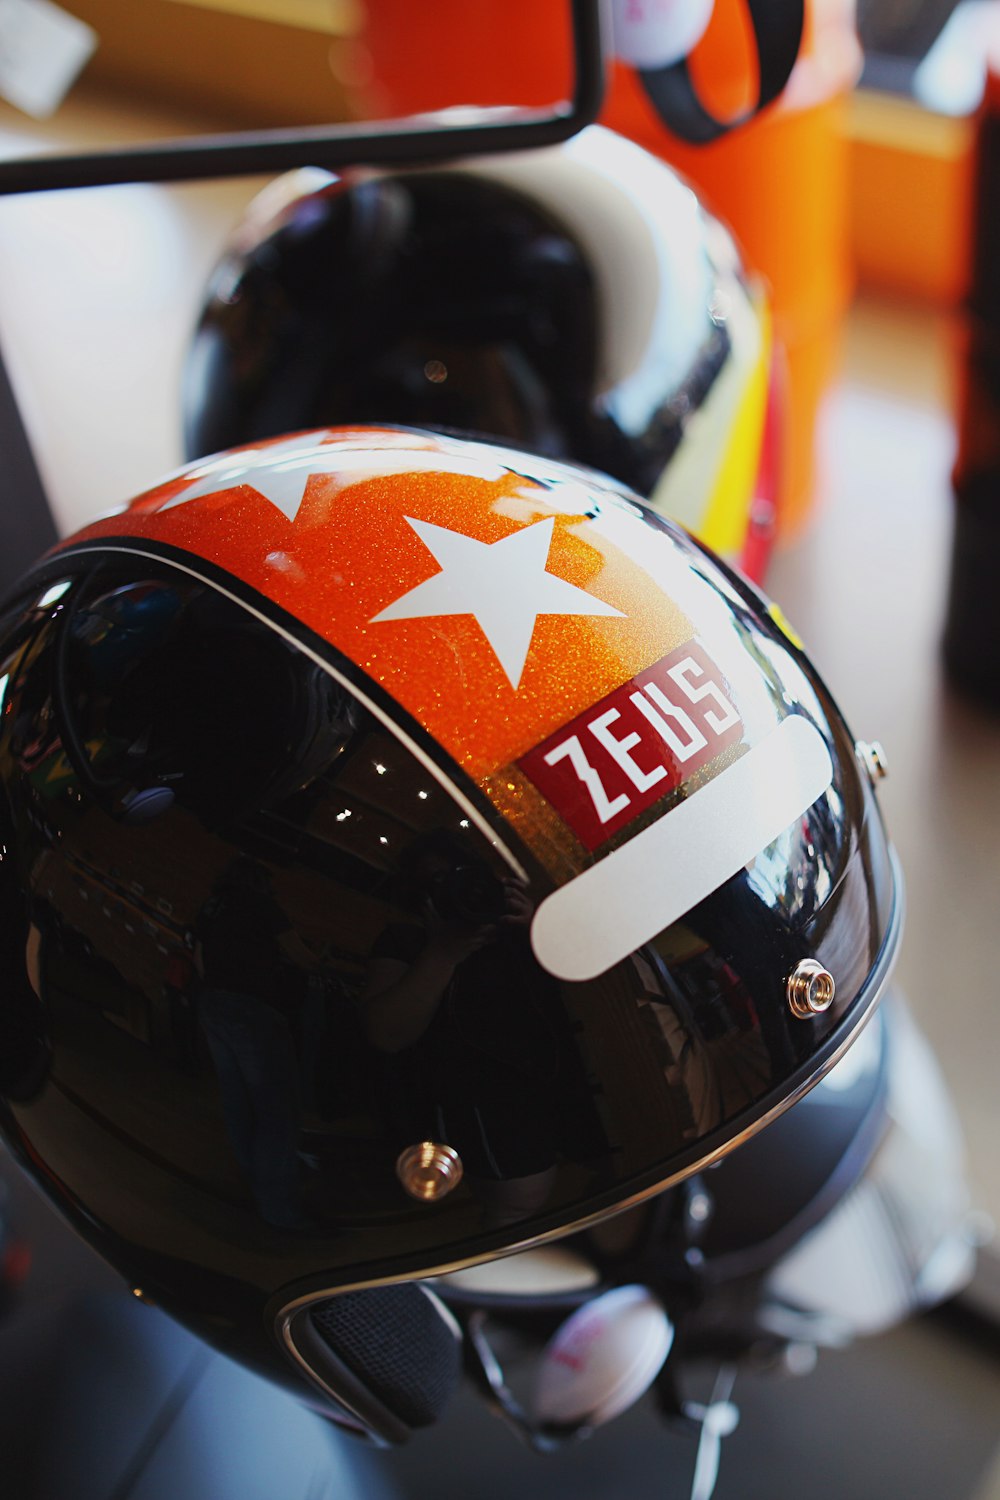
[698, 302, 771, 558]
[646, 286, 770, 560]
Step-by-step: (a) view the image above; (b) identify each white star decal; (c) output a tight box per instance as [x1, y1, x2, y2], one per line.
[158, 435, 335, 522]
[156, 439, 516, 523]
[371, 516, 624, 690]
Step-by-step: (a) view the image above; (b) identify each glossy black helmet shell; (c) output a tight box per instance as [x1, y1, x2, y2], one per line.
[0, 427, 898, 1426]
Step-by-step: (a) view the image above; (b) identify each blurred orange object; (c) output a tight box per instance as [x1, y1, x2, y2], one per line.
[847, 93, 973, 307]
[601, 1, 861, 537]
[347, 2, 573, 120]
[354, 0, 852, 538]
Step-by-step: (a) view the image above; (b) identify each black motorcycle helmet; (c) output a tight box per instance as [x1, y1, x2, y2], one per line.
[183, 127, 778, 577]
[0, 427, 900, 1442]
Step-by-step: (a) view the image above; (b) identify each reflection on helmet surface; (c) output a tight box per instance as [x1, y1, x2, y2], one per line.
[183, 129, 775, 573]
[0, 535, 896, 1317]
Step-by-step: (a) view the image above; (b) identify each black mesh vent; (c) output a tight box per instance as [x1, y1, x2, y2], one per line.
[309, 1286, 460, 1428]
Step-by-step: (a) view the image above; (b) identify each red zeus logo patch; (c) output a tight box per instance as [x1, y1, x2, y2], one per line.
[519, 641, 743, 850]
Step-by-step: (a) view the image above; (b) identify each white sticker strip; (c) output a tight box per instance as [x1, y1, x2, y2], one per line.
[0, 0, 96, 119]
[531, 714, 834, 982]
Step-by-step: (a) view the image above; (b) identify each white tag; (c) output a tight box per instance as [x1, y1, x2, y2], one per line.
[531, 716, 834, 984]
[685, 1366, 739, 1500]
[532, 1285, 674, 1428]
[610, 0, 714, 69]
[689, 1400, 739, 1500]
[0, 0, 97, 118]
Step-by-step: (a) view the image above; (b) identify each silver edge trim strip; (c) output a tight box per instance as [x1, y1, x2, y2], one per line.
[48, 546, 906, 1428]
[275, 848, 904, 1342]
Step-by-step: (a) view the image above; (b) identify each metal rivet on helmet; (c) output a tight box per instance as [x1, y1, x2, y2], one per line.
[856, 739, 889, 784]
[397, 1142, 464, 1202]
[787, 960, 836, 1019]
